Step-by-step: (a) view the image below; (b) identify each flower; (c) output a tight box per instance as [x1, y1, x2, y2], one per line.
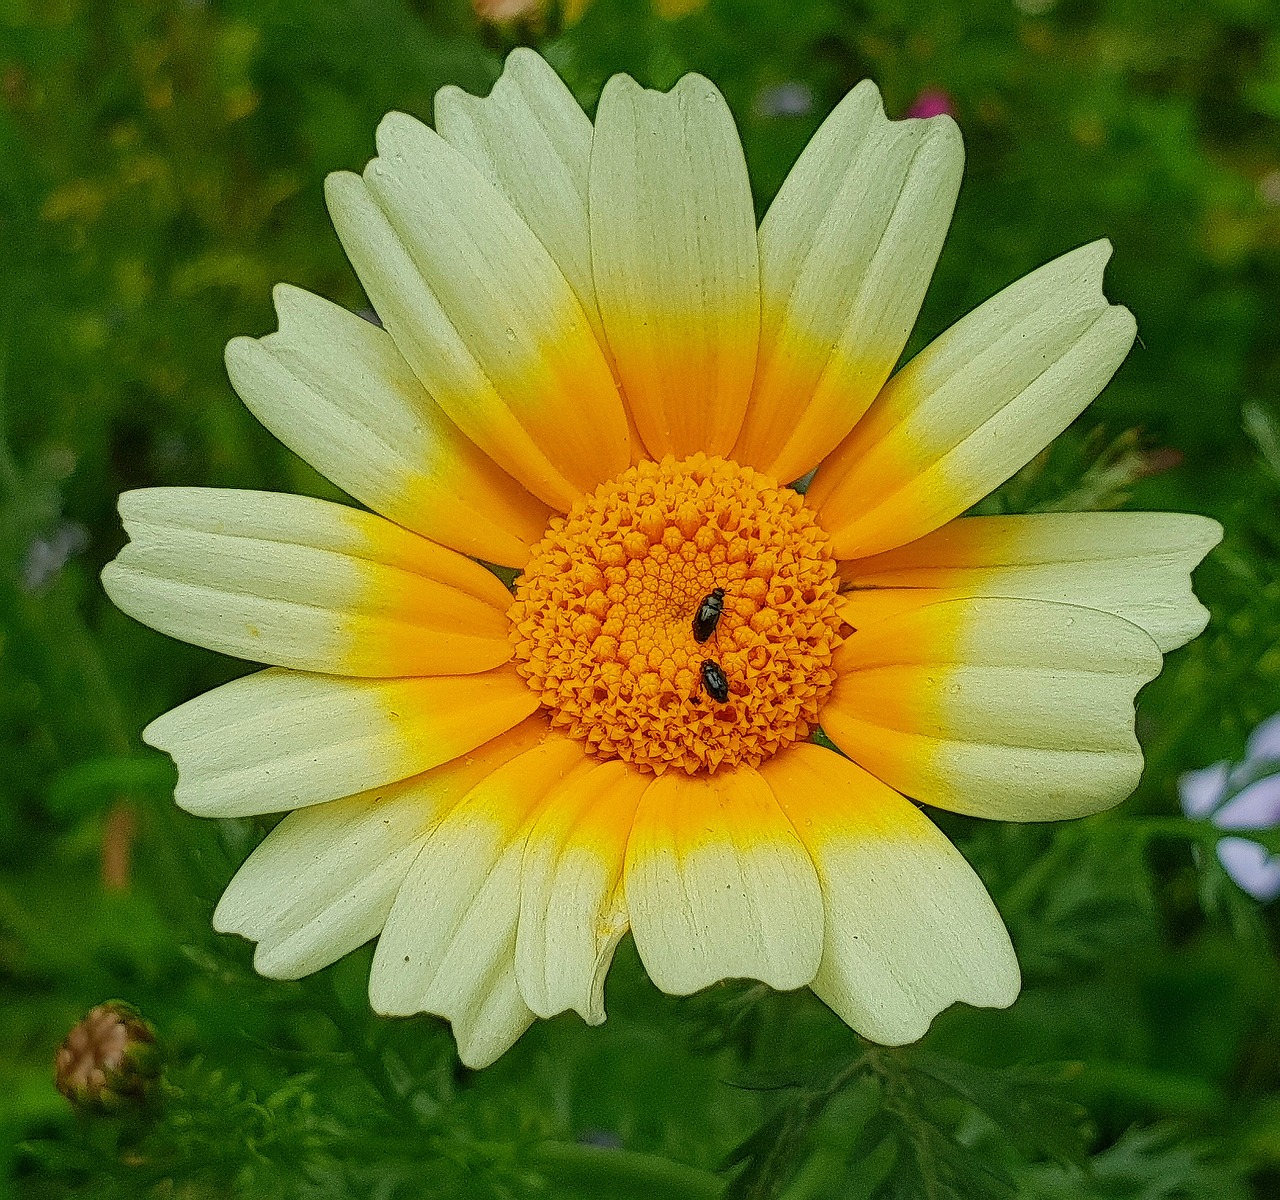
[102, 50, 1221, 1068]
[472, 0, 544, 25]
[1179, 714, 1280, 902]
[55, 1002, 160, 1113]
[906, 88, 956, 120]
[756, 82, 814, 119]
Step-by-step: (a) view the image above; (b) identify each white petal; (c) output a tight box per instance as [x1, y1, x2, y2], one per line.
[1246, 713, 1280, 764]
[326, 115, 628, 511]
[103, 488, 513, 676]
[810, 241, 1137, 559]
[624, 766, 823, 995]
[515, 760, 647, 1023]
[1217, 838, 1280, 903]
[434, 49, 605, 349]
[368, 737, 589, 1068]
[763, 744, 1019, 1045]
[735, 80, 963, 484]
[211, 721, 541, 979]
[589, 72, 760, 459]
[145, 665, 539, 817]
[1179, 763, 1229, 818]
[822, 597, 1163, 821]
[1214, 776, 1280, 831]
[225, 286, 549, 567]
[839, 511, 1221, 653]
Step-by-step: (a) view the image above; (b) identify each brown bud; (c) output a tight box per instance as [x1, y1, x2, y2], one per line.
[55, 1002, 159, 1114]
[473, 0, 544, 23]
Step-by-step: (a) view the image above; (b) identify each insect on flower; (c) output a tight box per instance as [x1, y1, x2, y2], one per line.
[700, 659, 730, 703]
[692, 587, 726, 644]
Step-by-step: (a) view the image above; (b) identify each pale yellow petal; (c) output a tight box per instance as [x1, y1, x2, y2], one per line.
[515, 760, 648, 1023]
[590, 72, 760, 459]
[434, 54, 651, 463]
[434, 49, 605, 350]
[763, 744, 1019, 1045]
[145, 665, 540, 818]
[624, 766, 822, 995]
[839, 511, 1222, 653]
[822, 597, 1163, 821]
[325, 116, 629, 512]
[735, 81, 963, 484]
[103, 488, 513, 677]
[810, 241, 1136, 559]
[212, 717, 546, 979]
[368, 737, 590, 1068]
[225, 285, 548, 567]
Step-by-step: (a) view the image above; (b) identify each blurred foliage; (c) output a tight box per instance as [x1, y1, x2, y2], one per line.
[2, 0, 1279, 1195]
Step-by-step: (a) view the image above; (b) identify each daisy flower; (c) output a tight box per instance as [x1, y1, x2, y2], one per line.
[103, 50, 1221, 1068]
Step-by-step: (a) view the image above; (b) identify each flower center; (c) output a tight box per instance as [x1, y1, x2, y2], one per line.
[508, 453, 844, 774]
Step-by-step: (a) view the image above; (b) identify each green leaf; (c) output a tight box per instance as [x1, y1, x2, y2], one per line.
[907, 1053, 1089, 1168]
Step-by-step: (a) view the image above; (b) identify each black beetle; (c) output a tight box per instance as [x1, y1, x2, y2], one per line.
[692, 587, 725, 644]
[700, 659, 729, 703]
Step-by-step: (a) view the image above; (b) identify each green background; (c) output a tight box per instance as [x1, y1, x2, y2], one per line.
[3, 0, 1280, 1195]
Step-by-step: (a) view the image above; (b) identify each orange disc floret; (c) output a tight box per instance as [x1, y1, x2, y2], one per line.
[508, 453, 844, 773]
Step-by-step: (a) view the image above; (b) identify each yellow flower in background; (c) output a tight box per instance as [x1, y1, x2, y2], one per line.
[102, 49, 1220, 1068]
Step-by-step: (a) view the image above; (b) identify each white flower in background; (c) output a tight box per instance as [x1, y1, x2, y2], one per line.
[24, 521, 89, 592]
[1180, 714, 1280, 902]
[756, 82, 814, 119]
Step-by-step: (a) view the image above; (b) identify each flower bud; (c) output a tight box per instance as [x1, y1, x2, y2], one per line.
[472, 0, 544, 24]
[907, 89, 956, 120]
[55, 1002, 160, 1114]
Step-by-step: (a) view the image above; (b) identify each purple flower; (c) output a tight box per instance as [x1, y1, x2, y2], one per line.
[907, 89, 956, 120]
[1179, 716, 1280, 902]
[1245, 712, 1280, 763]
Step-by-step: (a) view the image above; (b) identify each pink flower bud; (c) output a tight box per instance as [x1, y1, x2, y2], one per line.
[907, 89, 956, 120]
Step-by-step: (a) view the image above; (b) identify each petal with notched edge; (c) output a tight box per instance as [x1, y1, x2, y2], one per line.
[144, 665, 539, 818]
[810, 241, 1136, 559]
[590, 72, 760, 460]
[435, 48, 605, 350]
[762, 743, 1019, 1045]
[225, 285, 549, 567]
[735, 80, 962, 485]
[103, 489, 514, 677]
[516, 760, 648, 1024]
[624, 766, 822, 995]
[368, 737, 590, 1069]
[326, 115, 628, 512]
[822, 597, 1162, 821]
[837, 511, 1221, 654]
[212, 717, 547, 979]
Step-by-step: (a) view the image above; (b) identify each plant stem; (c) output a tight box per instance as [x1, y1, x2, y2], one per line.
[305, 977, 426, 1128]
[533, 1141, 727, 1199]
